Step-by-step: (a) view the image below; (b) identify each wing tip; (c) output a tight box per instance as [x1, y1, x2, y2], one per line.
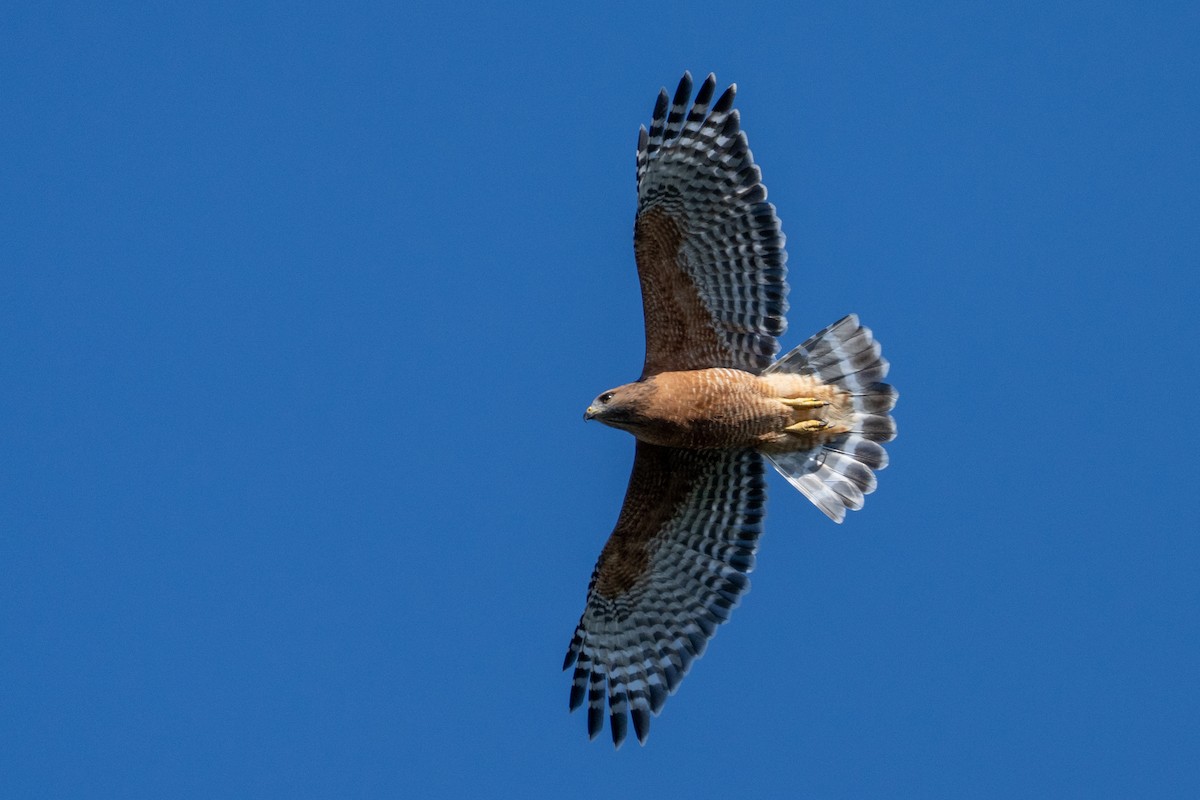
[714, 82, 736, 113]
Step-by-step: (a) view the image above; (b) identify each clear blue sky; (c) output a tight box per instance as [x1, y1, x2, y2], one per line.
[3, 2, 1198, 797]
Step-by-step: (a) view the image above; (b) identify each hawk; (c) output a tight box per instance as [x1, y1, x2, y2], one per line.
[564, 73, 898, 747]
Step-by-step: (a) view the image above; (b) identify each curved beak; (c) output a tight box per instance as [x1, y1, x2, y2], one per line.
[584, 406, 597, 421]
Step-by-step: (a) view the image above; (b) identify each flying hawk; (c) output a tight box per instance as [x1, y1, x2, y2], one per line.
[564, 72, 897, 747]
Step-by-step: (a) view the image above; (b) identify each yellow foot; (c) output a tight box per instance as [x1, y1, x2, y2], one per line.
[780, 397, 829, 409]
[785, 419, 829, 434]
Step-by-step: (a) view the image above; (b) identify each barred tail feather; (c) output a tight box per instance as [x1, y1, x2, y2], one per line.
[764, 315, 897, 522]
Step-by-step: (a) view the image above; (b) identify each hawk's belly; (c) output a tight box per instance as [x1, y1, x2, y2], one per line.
[632, 369, 792, 449]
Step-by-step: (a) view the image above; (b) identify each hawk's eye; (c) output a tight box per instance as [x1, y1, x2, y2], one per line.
[599, 392, 615, 404]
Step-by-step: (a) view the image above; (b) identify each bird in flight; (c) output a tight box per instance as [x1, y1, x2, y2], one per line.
[564, 72, 898, 747]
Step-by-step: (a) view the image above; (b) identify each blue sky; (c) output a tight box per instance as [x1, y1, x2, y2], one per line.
[3, 2, 1198, 797]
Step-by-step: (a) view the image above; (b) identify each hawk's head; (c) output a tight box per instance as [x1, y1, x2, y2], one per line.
[584, 381, 654, 434]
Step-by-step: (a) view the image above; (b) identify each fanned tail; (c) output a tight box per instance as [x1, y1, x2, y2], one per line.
[763, 315, 897, 522]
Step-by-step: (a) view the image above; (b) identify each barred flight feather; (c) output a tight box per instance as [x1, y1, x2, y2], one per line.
[634, 72, 788, 376]
[764, 315, 897, 522]
[564, 444, 765, 747]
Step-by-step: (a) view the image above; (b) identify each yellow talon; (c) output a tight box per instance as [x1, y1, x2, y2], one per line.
[785, 419, 829, 434]
[780, 397, 828, 409]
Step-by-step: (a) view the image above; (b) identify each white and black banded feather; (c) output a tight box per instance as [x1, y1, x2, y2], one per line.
[564, 444, 766, 747]
[764, 315, 897, 522]
[635, 72, 788, 375]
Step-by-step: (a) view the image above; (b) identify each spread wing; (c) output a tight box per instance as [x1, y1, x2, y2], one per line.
[563, 443, 766, 747]
[634, 72, 789, 377]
